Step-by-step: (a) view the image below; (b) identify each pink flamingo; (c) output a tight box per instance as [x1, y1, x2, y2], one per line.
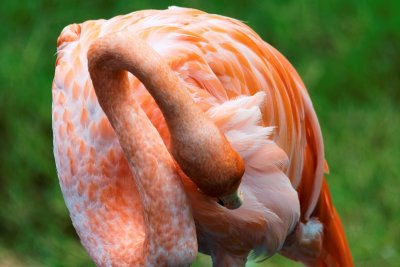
[52, 7, 352, 266]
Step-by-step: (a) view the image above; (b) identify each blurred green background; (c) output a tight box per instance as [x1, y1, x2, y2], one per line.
[0, 0, 399, 266]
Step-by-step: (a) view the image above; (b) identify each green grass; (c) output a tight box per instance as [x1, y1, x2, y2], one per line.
[0, 0, 399, 266]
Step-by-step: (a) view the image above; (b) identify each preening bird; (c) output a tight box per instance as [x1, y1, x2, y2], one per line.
[52, 7, 353, 267]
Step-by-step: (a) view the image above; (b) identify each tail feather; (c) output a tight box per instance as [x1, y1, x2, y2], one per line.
[311, 180, 353, 267]
[282, 180, 353, 266]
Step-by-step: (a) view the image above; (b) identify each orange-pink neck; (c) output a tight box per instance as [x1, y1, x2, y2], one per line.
[88, 33, 244, 198]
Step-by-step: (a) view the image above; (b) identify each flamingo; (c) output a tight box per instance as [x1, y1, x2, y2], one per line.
[52, 7, 353, 267]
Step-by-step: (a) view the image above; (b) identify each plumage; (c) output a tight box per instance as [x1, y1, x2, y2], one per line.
[52, 6, 352, 266]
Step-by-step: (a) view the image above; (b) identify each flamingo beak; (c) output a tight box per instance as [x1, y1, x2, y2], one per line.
[218, 189, 243, 209]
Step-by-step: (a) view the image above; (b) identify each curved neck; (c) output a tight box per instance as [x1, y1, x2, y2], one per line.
[88, 33, 244, 199]
[88, 34, 197, 265]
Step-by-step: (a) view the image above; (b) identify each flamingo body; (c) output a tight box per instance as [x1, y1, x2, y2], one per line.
[52, 7, 352, 266]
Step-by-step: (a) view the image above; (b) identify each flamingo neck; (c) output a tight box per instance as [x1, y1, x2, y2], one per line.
[88, 33, 245, 199]
[107, 87, 197, 265]
[88, 38, 197, 265]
